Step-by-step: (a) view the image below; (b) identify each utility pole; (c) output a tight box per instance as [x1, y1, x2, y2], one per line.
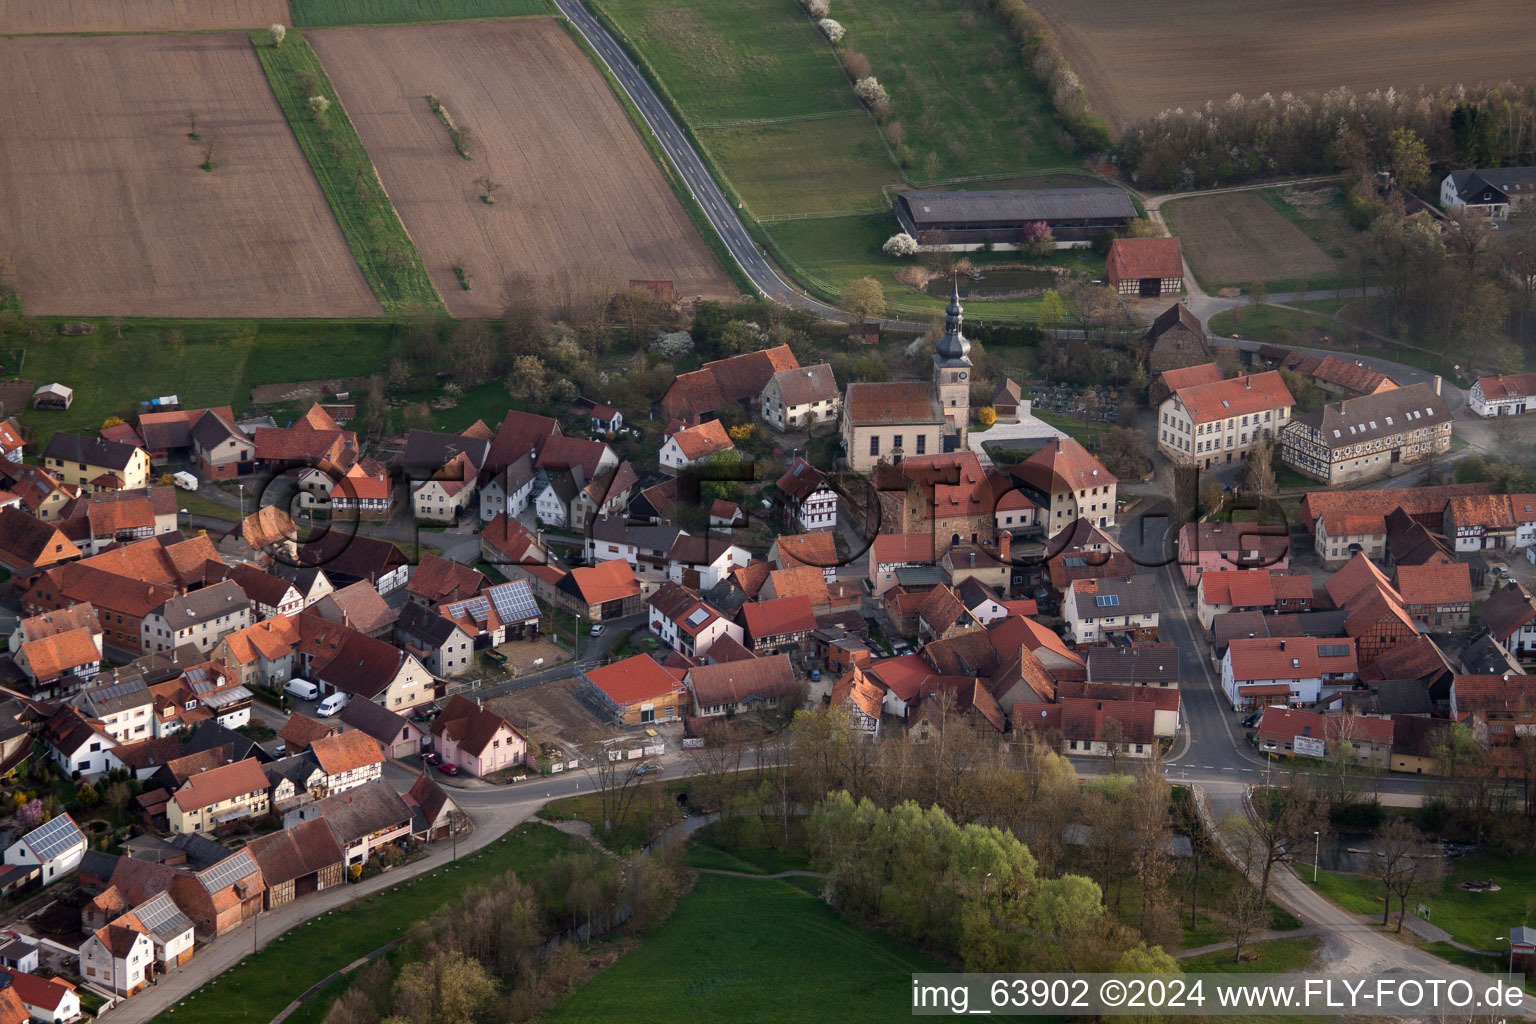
[1313, 830, 1320, 882]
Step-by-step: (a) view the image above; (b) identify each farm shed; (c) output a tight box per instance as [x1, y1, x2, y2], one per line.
[892, 187, 1136, 251]
[32, 384, 73, 410]
[1106, 238, 1184, 298]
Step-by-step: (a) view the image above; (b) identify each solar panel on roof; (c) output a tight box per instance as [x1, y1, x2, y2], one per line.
[24, 814, 84, 863]
[198, 850, 257, 893]
[133, 892, 192, 939]
[685, 608, 710, 626]
[83, 678, 148, 705]
[1318, 644, 1351, 658]
[488, 581, 538, 623]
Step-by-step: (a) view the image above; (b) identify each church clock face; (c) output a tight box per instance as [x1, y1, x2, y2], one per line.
[958, 371, 968, 380]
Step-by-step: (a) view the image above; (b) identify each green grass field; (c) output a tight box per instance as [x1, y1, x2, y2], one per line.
[249, 32, 443, 315]
[700, 118, 894, 217]
[154, 825, 576, 1024]
[832, 0, 1074, 180]
[766, 212, 1101, 321]
[686, 817, 813, 875]
[592, 0, 894, 218]
[289, 0, 551, 26]
[13, 319, 393, 449]
[1306, 853, 1536, 955]
[542, 873, 940, 1024]
[1181, 936, 1322, 974]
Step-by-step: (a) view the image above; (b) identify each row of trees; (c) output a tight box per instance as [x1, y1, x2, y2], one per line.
[1120, 82, 1536, 190]
[810, 791, 1177, 973]
[322, 847, 691, 1024]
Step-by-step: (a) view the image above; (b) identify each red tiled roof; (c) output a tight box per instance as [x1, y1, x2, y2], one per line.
[1474, 372, 1536, 401]
[21, 628, 99, 681]
[170, 757, 269, 813]
[1300, 483, 1495, 531]
[687, 654, 797, 708]
[310, 731, 384, 776]
[1173, 371, 1294, 424]
[669, 420, 733, 461]
[1107, 237, 1182, 282]
[1453, 674, 1536, 716]
[1015, 437, 1117, 491]
[567, 560, 641, 605]
[1059, 695, 1156, 744]
[870, 532, 935, 566]
[844, 381, 942, 426]
[1447, 494, 1518, 530]
[1057, 679, 1181, 712]
[1394, 562, 1473, 607]
[1159, 362, 1223, 393]
[1320, 512, 1389, 537]
[865, 654, 934, 701]
[774, 532, 838, 570]
[1226, 637, 1358, 681]
[1326, 553, 1396, 607]
[741, 595, 817, 638]
[585, 654, 685, 707]
[433, 694, 524, 758]
[1199, 570, 1276, 608]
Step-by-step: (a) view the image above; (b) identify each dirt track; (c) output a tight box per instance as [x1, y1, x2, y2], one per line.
[1163, 192, 1333, 287]
[310, 19, 735, 317]
[0, 0, 290, 34]
[1029, 0, 1536, 130]
[0, 33, 379, 318]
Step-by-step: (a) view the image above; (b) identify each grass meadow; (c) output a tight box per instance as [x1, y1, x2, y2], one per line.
[250, 31, 443, 314]
[833, 0, 1075, 179]
[14, 319, 394, 449]
[767, 213, 1103, 322]
[540, 872, 940, 1024]
[289, 0, 552, 25]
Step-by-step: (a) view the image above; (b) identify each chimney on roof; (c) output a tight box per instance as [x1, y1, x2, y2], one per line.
[1279, 639, 1285, 651]
[1433, 375, 1442, 396]
[1244, 378, 1251, 389]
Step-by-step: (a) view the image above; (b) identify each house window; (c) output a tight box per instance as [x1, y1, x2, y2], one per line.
[869, 436, 879, 457]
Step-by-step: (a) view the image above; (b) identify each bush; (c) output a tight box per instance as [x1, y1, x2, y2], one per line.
[882, 232, 920, 257]
[268, 23, 286, 47]
[818, 18, 844, 42]
[842, 50, 872, 81]
[853, 76, 889, 108]
[651, 329, 694, 358]
[802, 0, 830, 17]
[976, 406, 996, 426]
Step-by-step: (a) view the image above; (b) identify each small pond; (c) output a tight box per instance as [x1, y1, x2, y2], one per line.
[924, 268, 1057, 300]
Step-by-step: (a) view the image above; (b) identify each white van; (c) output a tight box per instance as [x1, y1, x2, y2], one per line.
[316, 692, 350, 717]
[284, 678, 320, 701]
[172, 471, 199, 491]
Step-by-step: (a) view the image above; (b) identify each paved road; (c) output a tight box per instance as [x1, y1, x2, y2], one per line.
[553, 0, 931, 330]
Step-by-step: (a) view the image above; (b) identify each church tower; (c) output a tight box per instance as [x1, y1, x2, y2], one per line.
[933, 278, 972, 450]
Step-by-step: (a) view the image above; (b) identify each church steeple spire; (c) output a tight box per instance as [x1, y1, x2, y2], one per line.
[935, 276, 971, 366]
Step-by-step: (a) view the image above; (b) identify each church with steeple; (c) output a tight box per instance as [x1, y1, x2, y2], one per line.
[933, 279, 972, 450]
[839, 280, 973, 472]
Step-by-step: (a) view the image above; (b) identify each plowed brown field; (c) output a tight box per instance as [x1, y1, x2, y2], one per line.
[1163, 192, 1333, 287]
[0, 0, 290, 34]
[0, 34, 379, 318]
[1029, 0, 1536, 131]
[309, 19, 734, 317]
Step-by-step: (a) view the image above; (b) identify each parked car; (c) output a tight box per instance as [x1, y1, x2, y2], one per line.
[436, 762, 461, 776]
[809, 669, 822, 682]
[420, 751, 441, 766]
[631, 763, 662, 777]
[1241, 711, 1261, 728]
[411, 702, 442, 723]
[283, 678, 320, 701]
[588, 624, 605, 638]
[316, 692, 350, 717]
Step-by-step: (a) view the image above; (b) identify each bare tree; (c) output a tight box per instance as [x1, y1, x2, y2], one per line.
[1223, 876, 1267, 962]
[1370, 817, 1444, 931]
[581, 736, 647, 841]
[685, 719, 745, 816]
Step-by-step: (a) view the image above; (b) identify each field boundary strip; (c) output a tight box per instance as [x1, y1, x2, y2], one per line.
[249, 29, 445, 315]
[289, 0, 554, 27]
[693, 108, 865, 130]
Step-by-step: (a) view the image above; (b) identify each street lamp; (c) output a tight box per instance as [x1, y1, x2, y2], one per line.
[238, 483, 245, 518]
[1313, 831, 1320, 882]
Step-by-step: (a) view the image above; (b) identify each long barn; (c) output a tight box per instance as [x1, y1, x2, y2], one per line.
[892, 187, 1136, 251]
